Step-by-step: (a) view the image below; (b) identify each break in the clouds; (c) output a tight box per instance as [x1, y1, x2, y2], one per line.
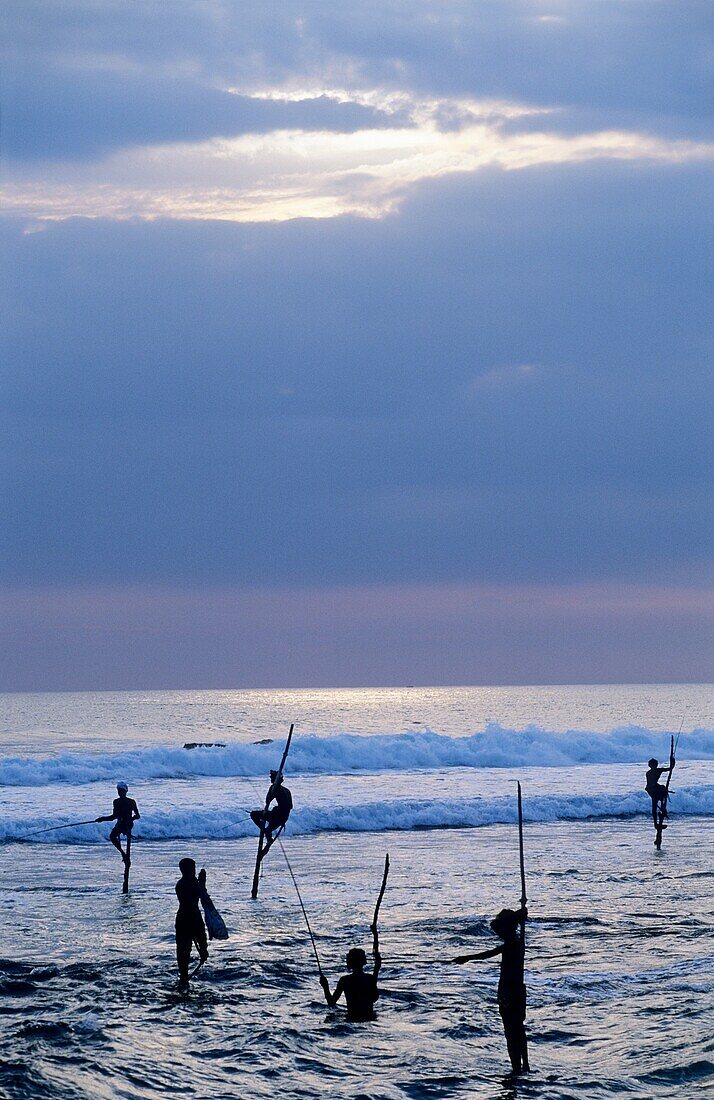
[1, 1, 712, 688]
[2, 1, 713, 222]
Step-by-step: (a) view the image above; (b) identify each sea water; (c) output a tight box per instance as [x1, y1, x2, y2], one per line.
[0, 684, 712, 1099]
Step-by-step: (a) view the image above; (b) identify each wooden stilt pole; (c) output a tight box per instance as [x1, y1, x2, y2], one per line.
[122, 832, 131, 894]
[251, 819, 267, 900]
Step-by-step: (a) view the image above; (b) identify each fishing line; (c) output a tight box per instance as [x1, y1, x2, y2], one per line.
[276, 836, 323, 976]
[213, 809, 256, 836]
[15, 818, 100, 840]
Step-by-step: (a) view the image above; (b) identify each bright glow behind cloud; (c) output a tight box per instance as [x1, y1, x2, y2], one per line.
[4, 87, 713, 223]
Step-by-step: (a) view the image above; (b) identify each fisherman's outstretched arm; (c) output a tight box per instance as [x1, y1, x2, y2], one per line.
[319, 974, 344, 1007]
[451, 946, 503, 964]
[95, 811, 116, 822]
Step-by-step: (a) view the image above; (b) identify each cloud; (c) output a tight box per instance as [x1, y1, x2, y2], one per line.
[3, 110, 711, 223]
[2, 160, 711, 591]
[3, 63, 404, 163]
[2, 1, 712, 224]
[4, 1, 710, 129]
[1, 1, 711, 686]
[470, 364, 540, 391]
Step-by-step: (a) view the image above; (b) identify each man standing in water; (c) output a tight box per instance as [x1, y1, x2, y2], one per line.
[96, 781, 140, 864]
[453, 906, 530, 1075]
[319, 946, 381, 1021]
[645, 756, 674, 828]
[250, 769, 293, 848]
[175, 858, 210, 989]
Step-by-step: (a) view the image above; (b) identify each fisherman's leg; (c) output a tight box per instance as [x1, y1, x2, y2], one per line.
[518, 988, 530, 1071]
[109, 824, 126, 859]
[659, 785, 669, 817]
[518, 1021, 530, 1071]
[176, 932, 192, 986]
[504, 1027, 522, 1074]
[500, 1010, 522, 1074]
[194, 920, 209, 963]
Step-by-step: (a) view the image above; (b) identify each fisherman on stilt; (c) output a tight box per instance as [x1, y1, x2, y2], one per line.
[646, 755, 674, 829]
[453, 905, 530, 1074]
[250, 769, 293, 851]
[250, 726, 295, 900]
[96, 781, 140, 865]
[175, 858, 210, 990]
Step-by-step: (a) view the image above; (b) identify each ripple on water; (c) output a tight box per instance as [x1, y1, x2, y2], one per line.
[639, 1059, 714, 1085]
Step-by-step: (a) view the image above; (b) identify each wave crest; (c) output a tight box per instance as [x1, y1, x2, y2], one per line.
[5, 785, 713, 843]
[1, 724, 712, 787]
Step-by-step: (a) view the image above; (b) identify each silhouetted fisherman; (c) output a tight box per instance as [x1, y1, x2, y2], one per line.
[319, 947, 381, 1021]
[250, 769, 292, 847]
[454, 907, 530, 1075]
[96, 781, 140, 864]
[646, 757, 674, 828]
[175, 858, 209, 989]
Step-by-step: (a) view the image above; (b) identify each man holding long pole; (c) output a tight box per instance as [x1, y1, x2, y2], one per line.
[451, 782, 530, 1075]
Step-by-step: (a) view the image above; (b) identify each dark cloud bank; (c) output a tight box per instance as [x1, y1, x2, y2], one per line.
[3, 162, 711, 590]
[1, 0, 712, 688]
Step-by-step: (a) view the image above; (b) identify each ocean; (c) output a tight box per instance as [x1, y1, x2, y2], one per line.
[1, 684, 712, 1099]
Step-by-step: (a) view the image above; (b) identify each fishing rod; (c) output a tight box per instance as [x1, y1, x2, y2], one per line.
[673, 716, 685, 756]
[277, 836, 323, 976]
[517, 781, 527, 947]
[16, 818, 100, 840]
[213, 810, 256, 835]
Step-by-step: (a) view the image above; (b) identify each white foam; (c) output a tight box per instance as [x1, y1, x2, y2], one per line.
[5, 784, 713, 843]
[0, 724, 711, 787]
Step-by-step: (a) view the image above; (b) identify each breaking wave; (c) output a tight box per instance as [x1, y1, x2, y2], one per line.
[5, 785, 713, 843]
[0, 724, 712, 787]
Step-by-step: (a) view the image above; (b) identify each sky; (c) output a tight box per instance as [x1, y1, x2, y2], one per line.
[1, 0, 712, 691]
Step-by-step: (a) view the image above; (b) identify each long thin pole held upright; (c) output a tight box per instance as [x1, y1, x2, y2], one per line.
[655, 733, 677, 851]
[277, 837, 323, 976]
[371, 853, 389, 979]
[517, 781, 527, 946]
